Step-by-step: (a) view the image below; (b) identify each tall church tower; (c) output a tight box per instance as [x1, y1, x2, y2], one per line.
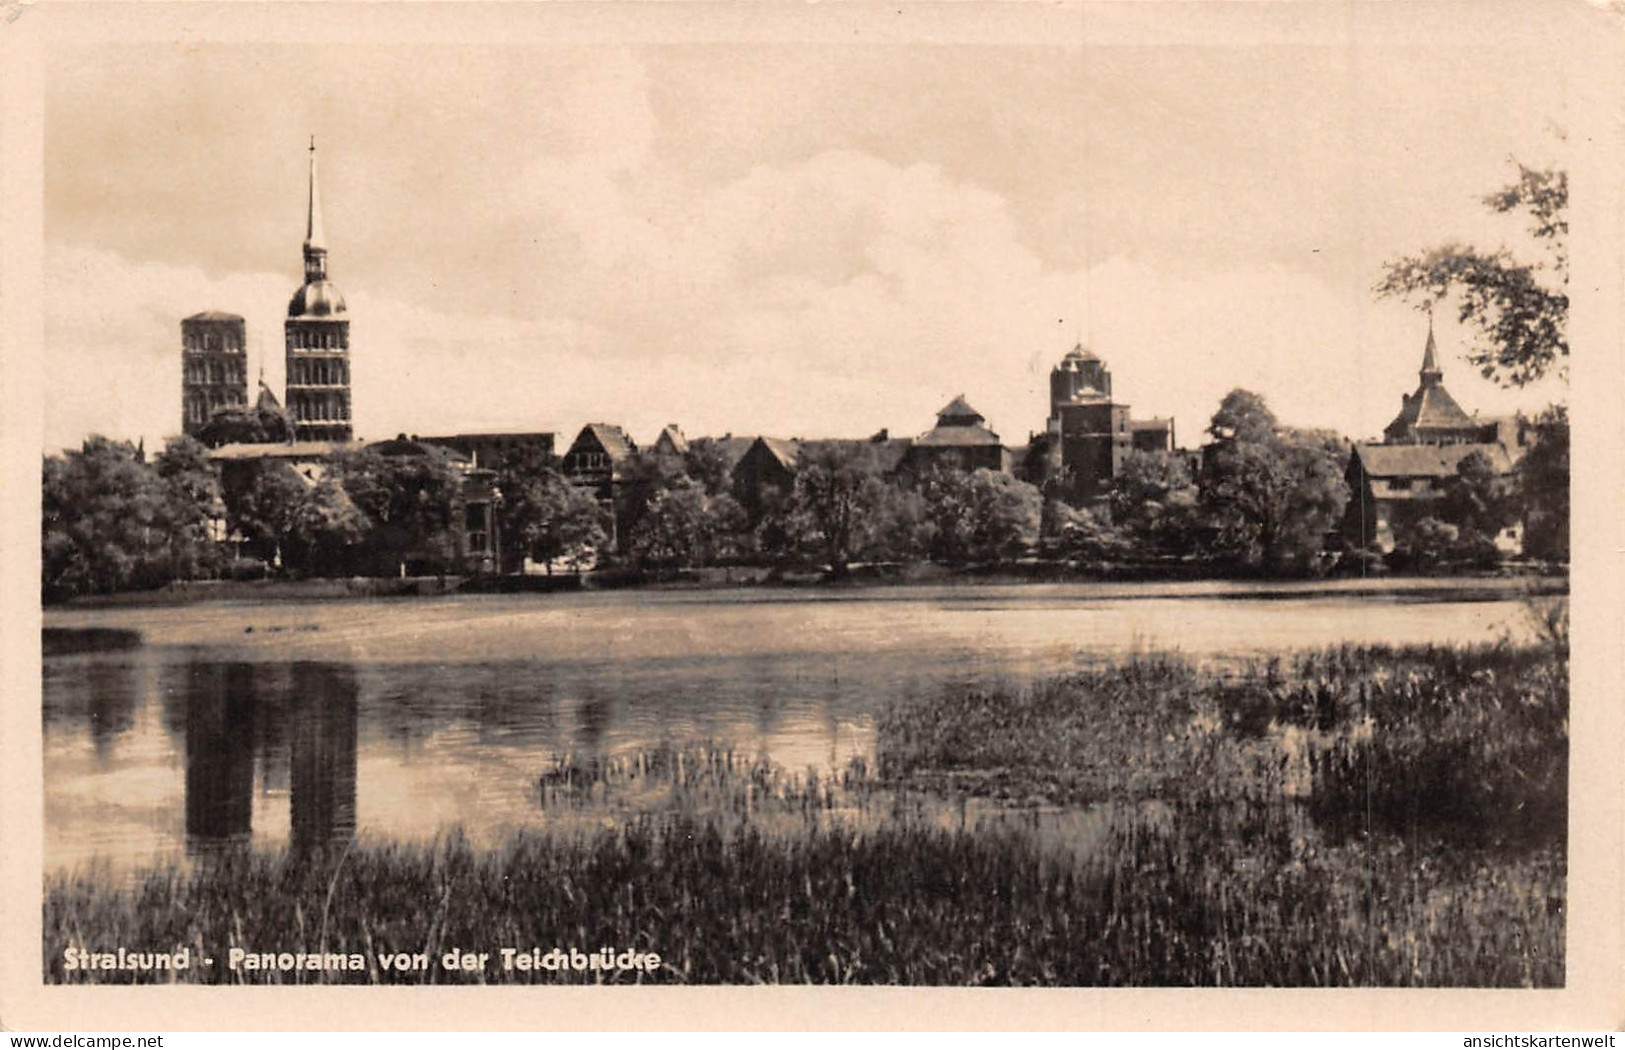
[180, 311, 248, 438]
[284, 138, 353, 443]
[1047, 342, 1131, 504]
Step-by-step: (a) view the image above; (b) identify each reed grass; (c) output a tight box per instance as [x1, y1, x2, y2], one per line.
[45, 640, 1567, 987]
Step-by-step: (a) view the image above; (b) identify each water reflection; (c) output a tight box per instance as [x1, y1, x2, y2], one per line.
[41, 659, 140, 757]
[182, 665, 255, 847]
[173, 661, 358, 857]
[43, 588, 1543, 872]
[288, 664, 358, 853]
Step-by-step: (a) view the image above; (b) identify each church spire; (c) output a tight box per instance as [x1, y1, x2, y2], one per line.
[1419, 307, 1442, 385]
[302, 136, 328, 283]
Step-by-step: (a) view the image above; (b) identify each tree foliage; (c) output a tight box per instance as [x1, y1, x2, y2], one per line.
[194, 401, 295, 448]
[790, 444, 892, 575]
[614, 451, 689, 553]
[331, 447, 462, 575]
[1517, 407, 1569, 563]
[498, 464, 609, 575]
[1200, 390, 1349, 575]
[628, 479, 746, 570]
[682, 439, 737, 497]
[42, 436, 223, 600]
[1376, 162, 1567, 387]
[918, 468, 1042, 564]
[1107, 450, 1201, 558]
[229, 461, 365, 576]
[1438, 449, 1516, 546]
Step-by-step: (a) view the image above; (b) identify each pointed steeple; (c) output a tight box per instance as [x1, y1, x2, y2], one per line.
[1419, 307, 1442, 384]
[302, 136, 328, 283]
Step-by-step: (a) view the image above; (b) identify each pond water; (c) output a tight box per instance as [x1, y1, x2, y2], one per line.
[42, 581, 1543, 872]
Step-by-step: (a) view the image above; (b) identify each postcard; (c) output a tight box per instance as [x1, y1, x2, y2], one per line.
[2, 0, 1621, 1032]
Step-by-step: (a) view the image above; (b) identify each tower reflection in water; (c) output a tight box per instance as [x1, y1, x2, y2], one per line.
[180, 661, 358, 856]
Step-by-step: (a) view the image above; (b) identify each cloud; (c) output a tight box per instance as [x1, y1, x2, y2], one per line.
[47, 143, 1562, 458]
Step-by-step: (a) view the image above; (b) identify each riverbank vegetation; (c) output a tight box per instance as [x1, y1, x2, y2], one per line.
[45, 632, 1566, 987]
[42, 398, 1569, 604]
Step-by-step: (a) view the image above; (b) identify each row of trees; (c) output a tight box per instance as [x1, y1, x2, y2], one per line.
[41, 380, 1569, 600]
[41, 435, 490, 600]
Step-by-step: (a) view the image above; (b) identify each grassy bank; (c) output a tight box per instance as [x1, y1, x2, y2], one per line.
[45, 808, 1561, 987]
[44, 634, 1566, 987]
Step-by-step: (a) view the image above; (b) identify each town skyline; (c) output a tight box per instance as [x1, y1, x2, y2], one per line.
[44, 14, 1572, 454]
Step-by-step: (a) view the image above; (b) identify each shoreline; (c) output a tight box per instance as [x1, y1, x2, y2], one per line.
[46, 565, 1568, 613]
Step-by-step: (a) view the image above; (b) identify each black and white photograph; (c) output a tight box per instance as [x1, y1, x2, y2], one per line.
[2, 0, 1621, 1033]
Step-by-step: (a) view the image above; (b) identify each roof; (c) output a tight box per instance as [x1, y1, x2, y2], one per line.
[914, 424, 1004, 447]
[1062, 342, 1101, 362]
[936, 395, 984, 424]
[208, 441, 338, 461]
[1384, 326, 1478, 439]
[254, 382, 287, 416]
[289, 279, 347, 318]
[653, 425, 690, 456]
[694, 435, 758, 468]
[366, 436, 460, 460]
[749, 436, 914, 474]
[1353, 442, 1513, 480]
[1420, 325, 1442, 376]
[420, 431, 555, 445]
[916, 395, 1000, 447]
[805, 438, 914, 472]
[755, 436, 803, 471]
[569, 423, 635, 461]
[1129, 418, 1173, 431]
[184, 310, 244, 324]
[1386, 382, 1477, 436]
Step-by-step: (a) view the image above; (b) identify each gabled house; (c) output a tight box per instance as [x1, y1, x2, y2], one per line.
[1342, 442, 1516, 553]
[561, 423, 637, 501]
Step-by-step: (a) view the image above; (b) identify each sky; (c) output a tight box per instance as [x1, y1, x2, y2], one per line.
[41, 6, 1575, 454]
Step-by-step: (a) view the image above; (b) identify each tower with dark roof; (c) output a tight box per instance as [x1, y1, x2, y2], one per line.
[1041, 341, 1178, 505]
[1381, 322, 1483, 445]
[284, 138, 353, 443]
[1046, 342, 1132, 503]
[180, 311, 248, 438]
[1050, 342, 1113, 410]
